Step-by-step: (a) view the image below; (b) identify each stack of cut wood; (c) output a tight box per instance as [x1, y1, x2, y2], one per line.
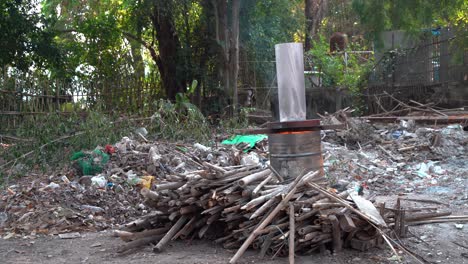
[113, 163, 387, 263]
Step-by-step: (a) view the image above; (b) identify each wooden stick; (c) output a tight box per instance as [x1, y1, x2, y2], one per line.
[252, 174, 273, 196]
[259, 232, 274, 258]
[140, 188, 160, 201]
[399, 198, 449, 206]
[113, 230, 134, 242]
[307, 181, 400, 258]
[328, 215, 342, 253]
[298, 225, 321, 236]
[289, 202, 295, 264]
[117, 234, 164, 253]
[405, 211, 452, 222]
[255, 222, 289, 235]
[229, 170, 316, 263]
[155, 181, 185, 191]
[249, 196, 278, 219]
[267, 164, 284, 182]
[237, 169, 271, 187]
[203, 161, 227, 174]
[153, 215, 188, 253]
[172, 216, 198, 240]
[241, 186, 284, 210]
[406, 215, 468, 225]
[222, 165, 260, 177]
[295, 209, 319, 222]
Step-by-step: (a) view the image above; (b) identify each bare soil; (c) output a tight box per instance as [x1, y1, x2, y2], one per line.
[0, 230, 384, 264]
[1, 222, 468, 264]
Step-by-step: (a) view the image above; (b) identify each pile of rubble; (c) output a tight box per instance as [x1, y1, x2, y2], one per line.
[321, 108, 467, 196]
[0, 108, 466, 262]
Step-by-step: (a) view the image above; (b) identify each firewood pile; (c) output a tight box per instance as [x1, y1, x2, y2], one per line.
[113, 161, 388, 262]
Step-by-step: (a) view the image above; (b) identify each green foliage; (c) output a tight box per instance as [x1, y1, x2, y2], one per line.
[309, 35, 373, 88]
[218, 107, 254, 134]
[149, 99, 211, 144]
[352, 0, 468, 48]
[1, 111, 134, 175]
[308, 35, 374, 113]
[0, 0, 61, 70]
[175, 80, 198, 110]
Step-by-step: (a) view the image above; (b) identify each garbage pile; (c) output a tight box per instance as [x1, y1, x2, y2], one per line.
[321, 108, 467, 196]
[0, 136, 270, 239]
[0, 108, 466, 262]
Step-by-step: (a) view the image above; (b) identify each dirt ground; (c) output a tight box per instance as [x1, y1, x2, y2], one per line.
[1, 221, 468, 264]
[0, 230, 388, 264]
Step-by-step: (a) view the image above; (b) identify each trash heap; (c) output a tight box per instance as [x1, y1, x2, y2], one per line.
[320, 108, 467, 196]
[1, 106, 466, 262]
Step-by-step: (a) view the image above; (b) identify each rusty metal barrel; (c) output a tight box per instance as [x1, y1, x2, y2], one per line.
[268, 129, 323, 180]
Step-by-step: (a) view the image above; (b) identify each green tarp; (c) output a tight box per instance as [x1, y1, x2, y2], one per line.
[221, 134, 267, 150]
[71, 149, 110, 175]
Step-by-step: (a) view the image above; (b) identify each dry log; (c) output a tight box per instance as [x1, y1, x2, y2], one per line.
[113, 230, 134, 242]
[298, 231, 322, 243]
[117, 234, 164, 253]
[140, 188, 159, 201]
[259, 232, 274, 258]
[238, 169, 271, 187]
[153, 215, 188, 253]
[289, 202, 295, 264]
[212, 168, 262, 185]
[405, 211, 452, 222]
[180, 205, 199, 215]
[252, 174, 273, 196]
[222, 165, 260, 177]
[198, 223, 211, 238]
[250, 197, 278, 219]
[338, 214, 356, 232]
[242, 186, 285, 210]
[298, 225, 321, 236]
[405, 215, 468, 225]
[203, 162, 227, 174]
[296, 209, 319, 222]
[230, 170, 318, 263]
[329, 215, 342, 252]
[155, 181, 185, 191]
[256, 222, 289, 235]
[172, 216, 198, 240]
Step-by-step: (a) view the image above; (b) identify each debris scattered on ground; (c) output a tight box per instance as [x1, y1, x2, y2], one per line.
[0, 107, 466, 262]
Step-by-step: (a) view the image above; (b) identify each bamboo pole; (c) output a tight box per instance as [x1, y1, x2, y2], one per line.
[153, 215, 188, 253]
[328, 215, 342, 252]
[289, 202, 295, 264]
[238, 169, 271, 187]
[229, 170, 317, 263]
[252, 174, 273, 196]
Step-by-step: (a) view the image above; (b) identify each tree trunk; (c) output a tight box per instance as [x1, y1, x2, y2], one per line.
[151, 1, 186, 100]
[305, 0, 328, 51]
[229, 0, 240, 111]
[212, 0, 241, 114]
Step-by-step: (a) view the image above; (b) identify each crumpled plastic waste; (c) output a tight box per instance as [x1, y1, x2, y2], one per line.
[71, 149, 110, 175]
[194, 143, 211, 152]
[91, 174, 107, 188]
[240, 152, 261, 166]
[416, 161, 445, 178]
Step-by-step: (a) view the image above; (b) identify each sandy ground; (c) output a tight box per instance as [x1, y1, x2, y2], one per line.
[1, 224, 468, 264]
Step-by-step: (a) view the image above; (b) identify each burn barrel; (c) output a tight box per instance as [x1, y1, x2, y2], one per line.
[268, 120, 323, 179]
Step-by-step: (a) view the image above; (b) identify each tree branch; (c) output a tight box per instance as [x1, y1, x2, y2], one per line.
[123, 32, 160, 66]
